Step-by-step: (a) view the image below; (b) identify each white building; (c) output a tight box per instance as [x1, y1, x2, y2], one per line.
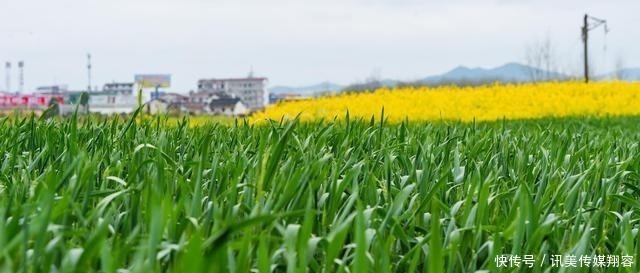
[184, 91, 248, 116]
[88, 92, 139, 114]
[146, 93, 190, 115]
[147, 99, 169, 115]
[197, 76, 267, 111]
[83, 82, 143, 114]
[103, 82, 134, 94]
[36, 85, 69, 94]
[159, 93, 189, 104]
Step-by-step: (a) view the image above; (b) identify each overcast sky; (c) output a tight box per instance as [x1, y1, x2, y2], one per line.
[0, 0, 638, 92]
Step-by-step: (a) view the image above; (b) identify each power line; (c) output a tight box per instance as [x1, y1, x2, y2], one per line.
[581, 14, 608, 83]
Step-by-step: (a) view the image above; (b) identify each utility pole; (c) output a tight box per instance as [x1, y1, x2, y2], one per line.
[581, 14, 608, 83]
[87, 53, 92, 91]
[18, 61, 24, 94]
[5, 62, 10, 93]
[582, 15, 589, 83]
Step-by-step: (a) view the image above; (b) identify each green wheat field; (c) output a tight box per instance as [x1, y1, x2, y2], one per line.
[0, 114, 639, 272]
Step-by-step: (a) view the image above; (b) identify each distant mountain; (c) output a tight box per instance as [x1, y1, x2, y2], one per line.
[269, 82, 344, 95]
[598, 68, 640, 81]
[271, 62, 631, 96]
[421, 62, 568, 84]
[379, 79, 400, 87]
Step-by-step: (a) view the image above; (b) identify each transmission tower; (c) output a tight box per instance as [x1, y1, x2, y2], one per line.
[581, 14, 608, 83]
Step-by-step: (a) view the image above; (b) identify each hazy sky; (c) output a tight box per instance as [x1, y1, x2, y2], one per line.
[0, 0, 638, 92]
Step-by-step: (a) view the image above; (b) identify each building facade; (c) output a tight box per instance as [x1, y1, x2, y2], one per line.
[103, 82, 134, 94]
[36, 85, 69, 94]
[197, 77, 267, 110]
[77, 82, 139, 114]
[88, 92, 138, 114]
[209, 98, 249, 116]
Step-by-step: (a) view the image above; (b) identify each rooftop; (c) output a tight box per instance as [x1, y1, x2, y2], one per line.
[210, 97, 241, 107]
[162, 92, 188, 98]
[189, 91, 232, 98]
[198, 77, 267, 82]
[104, 82, 134, 86]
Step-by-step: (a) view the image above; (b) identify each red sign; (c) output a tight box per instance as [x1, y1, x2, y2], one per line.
[0, 95, 64, 107]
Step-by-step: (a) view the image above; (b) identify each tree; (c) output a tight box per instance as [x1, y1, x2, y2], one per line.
[614, 55, 626, 80]
[40, 98, 60, 120]
[79, 91, 90, 114]
[525, 33, 557, 82]
[343, 69, 383, 93]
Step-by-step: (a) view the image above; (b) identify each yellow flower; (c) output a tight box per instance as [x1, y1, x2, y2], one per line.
[250, 82, 640, 123]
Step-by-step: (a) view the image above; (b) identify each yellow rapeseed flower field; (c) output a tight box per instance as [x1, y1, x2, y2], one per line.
[250, 81, 640, 123]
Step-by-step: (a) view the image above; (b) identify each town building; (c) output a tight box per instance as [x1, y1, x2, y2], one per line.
[147, 99, 169, 115]
[36, 85, 69, 94]
[147, 93, 190, 115]
[269, 93, 308, 104]
[158, 93, 189, 105]
[0, 93, 65, 115]
[167, 102, 205, 116]
[188, 91, 226, 107]
[78, 82, 139, 114]
[103, 82, 134, 94]
[57, 91, 89, 115]
[209, 98, 249, 116]
[87, 92, 138, 114]
[196, 76, 267, 111]
[182, 91, 248, 116]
